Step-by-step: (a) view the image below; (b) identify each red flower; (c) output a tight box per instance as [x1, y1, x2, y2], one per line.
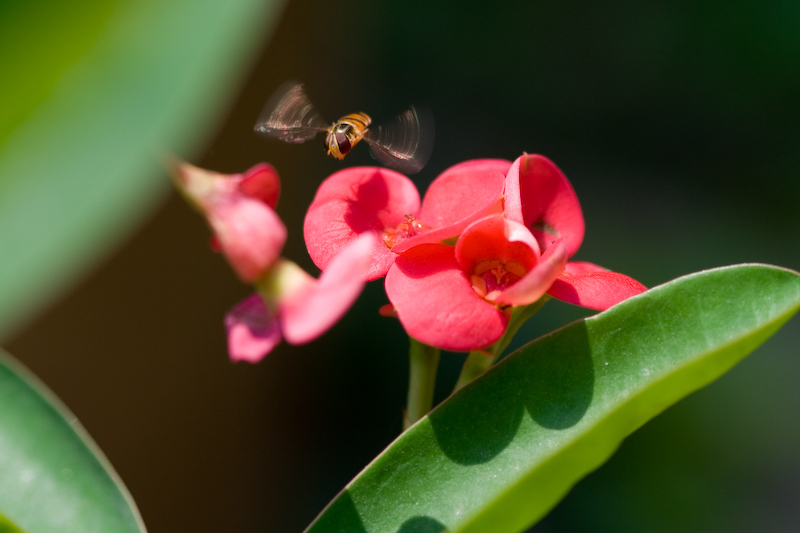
[303, 160, 509, 281]
[384, 154, 646, 351]
[173, 162, 285, 282]
[385, 215, 568, 351]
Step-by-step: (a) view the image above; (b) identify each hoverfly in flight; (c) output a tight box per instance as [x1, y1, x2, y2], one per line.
[254, 81, 433, 174]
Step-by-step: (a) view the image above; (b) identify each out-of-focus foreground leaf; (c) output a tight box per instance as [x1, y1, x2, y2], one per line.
[307, 264, 800, 533]
[0, 0, 284, 340]
[0, 349, 143, 532]
[0, 514, 24, 533]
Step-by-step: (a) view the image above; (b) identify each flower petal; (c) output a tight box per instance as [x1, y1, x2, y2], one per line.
[392, 159, 508, 253]
[225, 294, 282, 363]
[494, 239, 568, 307]
[559, 261, 610, 276]
[455, 215, 540, 273]
[385, 243, 508, 351]
[172, 162, 235, 211]
[172, 161, 287, 282]
[304, 167, 421, 281]
[238, 163, 280, 209]
[280, 233, 376, 344]
[504, 154, 585, 257]
[209, 196, 287, 282]
[547, 262, 647, 310]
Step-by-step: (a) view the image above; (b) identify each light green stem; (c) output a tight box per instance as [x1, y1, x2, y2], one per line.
[494, 296, 551, 355]
[451, 296, 552, 394]
[404, 337, 441, 430]
[452, 350, 496, 392]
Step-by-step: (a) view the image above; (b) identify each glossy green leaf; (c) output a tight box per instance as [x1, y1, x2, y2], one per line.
[0, 0, 283, 340]
[0, 350, 143, 532]
[307, 264, 800, 533]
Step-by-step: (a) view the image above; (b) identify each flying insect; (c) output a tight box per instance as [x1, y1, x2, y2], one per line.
[254, 81, 433, 174]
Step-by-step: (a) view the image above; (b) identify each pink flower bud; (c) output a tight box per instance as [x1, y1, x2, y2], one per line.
[172, 162, 286, 282]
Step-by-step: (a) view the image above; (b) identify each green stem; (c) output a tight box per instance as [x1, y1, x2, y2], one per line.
[452, 350, 496, 393]
[494, 296, 551, 356]
[451, 296, 552, 394]
[404, 337, 441, 430]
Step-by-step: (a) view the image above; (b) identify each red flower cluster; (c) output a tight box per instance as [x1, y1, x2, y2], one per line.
[304, 154, 646, 351]
[175, 153, 645, 360]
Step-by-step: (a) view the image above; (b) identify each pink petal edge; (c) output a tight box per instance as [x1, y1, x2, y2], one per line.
[225, 294, 282, 363]
[562, 261, 610, 276]
[280, 233, 376, 345]
[494, 239, 568, 306]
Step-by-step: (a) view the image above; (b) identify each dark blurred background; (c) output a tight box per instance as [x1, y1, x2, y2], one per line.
[7, 0, 800, 531]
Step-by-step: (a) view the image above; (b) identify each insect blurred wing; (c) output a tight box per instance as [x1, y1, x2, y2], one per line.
[365, 106, 434, 174]
[254, 81, 328, 143]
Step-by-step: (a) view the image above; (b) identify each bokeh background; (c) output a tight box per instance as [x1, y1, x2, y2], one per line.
[5, 0, 800, 531]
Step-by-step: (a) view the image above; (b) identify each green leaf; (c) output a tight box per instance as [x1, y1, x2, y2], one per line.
[0, 0, 283, 340]
[0, 514, 25, 533]
[306, 264, 800, 533]
[0, 350, 143, 532]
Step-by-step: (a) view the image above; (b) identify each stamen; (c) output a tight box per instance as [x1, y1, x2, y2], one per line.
[383, 215, 429, 248]
[470, 259, 528, 303]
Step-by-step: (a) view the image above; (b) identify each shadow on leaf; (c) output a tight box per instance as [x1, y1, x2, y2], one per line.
[306, 490, 366, 533]
[520, 322, 594, 429]
[397, 516, 448, 533]
[429, 321, 594, 464]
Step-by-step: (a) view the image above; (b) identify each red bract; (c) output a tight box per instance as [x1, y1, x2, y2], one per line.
[173, 162, 286, 282]
[226, 233, 376, 362]
[505, 154, 646, 311]
[504, 154, 584, 256]
[547, 261, 647, 311]
[384, 154, 646, 351]
[385, 215, 567, 351]
[303, 160, 509, 281]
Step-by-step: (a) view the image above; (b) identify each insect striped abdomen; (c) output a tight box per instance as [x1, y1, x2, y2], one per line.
[324, 113, 372, 159]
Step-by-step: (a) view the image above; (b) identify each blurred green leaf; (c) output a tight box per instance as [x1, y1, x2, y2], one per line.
[306, 264, 800, 533]
[0, 514, 25, 533]
[0, 350, 143, 532]
[0, 0, 284, 340]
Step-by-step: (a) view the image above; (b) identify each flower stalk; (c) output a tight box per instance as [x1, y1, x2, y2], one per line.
[404, 337, 441, 430]
[452, 296, 552, 393]
[452, 350, 495, 393]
